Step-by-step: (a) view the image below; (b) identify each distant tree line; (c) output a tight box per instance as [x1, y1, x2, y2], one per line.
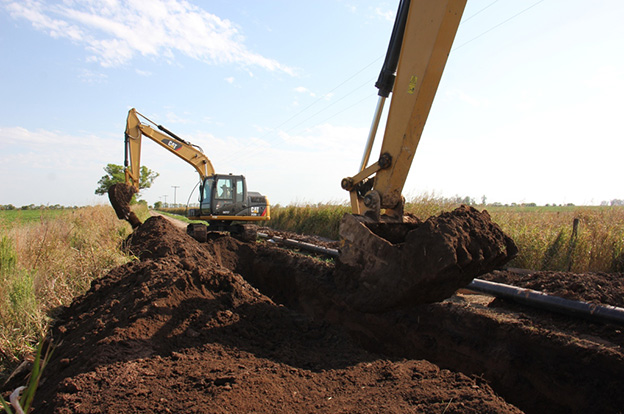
[601, 199, 624, 206]
[0, 204, 76, 210]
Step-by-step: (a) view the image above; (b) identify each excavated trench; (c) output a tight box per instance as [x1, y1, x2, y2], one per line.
[204, 231, 624, 414]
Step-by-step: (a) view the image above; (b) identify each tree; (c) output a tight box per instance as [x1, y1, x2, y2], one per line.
[95, 164, 159, 197]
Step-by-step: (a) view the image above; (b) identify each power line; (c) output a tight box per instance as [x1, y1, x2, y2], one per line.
[218, 56, 383, 165]
[460, 0, 501, 24]
[270, 56, 383, 133]
[281, 76, 376, 135]
[453, 0, 546, 51]
[223, 1, 548, 167]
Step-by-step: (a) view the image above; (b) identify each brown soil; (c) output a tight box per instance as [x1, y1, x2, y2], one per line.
[22, 216, 518, 413]
[108, 183, 142, 228]
[335, 206, 518, 311]
[4, 213, 623, 413]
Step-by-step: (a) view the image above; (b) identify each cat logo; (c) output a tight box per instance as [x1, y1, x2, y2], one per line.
[162, 138, 181, 151]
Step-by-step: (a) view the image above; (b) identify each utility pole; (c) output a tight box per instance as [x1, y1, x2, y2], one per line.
[172, 186, 180, 206]
[163, 195, 168, 207]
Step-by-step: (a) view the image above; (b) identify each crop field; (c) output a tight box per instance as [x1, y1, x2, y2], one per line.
[0, 209, 69, 224]
[0, 206, 138, 375]
[1, 202, 623, 413]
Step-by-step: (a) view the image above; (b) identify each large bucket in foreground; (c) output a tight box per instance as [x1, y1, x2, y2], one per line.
[336, 205, 518, 313]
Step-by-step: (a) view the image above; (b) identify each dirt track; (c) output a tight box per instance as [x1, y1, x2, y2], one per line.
[4, 215, 623, 413]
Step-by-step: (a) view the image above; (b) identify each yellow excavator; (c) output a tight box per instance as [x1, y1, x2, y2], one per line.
[117, 108, 270, 240]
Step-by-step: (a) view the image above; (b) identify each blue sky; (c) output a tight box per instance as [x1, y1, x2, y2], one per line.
[1, 0, 622, 208]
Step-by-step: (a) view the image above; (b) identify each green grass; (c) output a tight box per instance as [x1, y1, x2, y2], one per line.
[489, 205, 624, 272]
[1, 340, 53, 414]
[0, 209, 68, 224]
[270, 203, 350, 240]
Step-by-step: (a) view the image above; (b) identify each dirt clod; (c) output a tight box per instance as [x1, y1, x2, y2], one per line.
[337, 205, 518, 312]
[108, 183, 142, 228]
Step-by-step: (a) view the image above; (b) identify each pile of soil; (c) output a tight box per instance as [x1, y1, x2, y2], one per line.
[26, 216, 520, 413]
[201, 227, 624, 414]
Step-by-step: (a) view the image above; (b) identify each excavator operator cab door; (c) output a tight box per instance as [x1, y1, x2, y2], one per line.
[199, 174, 247, 217]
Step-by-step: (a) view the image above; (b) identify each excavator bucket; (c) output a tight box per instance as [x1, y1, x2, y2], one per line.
[335, 205, 518, 313]
[108, 183, 142, 229]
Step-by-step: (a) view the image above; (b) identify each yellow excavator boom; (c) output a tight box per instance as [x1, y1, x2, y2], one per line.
[124, 108, 215, 190]
[333, 0, 516, 313]
[342, 0, 466, 220]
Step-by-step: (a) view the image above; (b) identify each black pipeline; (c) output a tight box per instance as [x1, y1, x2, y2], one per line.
[467, 279, 624, 326]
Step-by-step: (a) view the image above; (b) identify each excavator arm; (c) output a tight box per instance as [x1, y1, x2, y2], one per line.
[342, 0, 466, 221]
[124, 108, 215, 190]
[335, 0, 518, 313]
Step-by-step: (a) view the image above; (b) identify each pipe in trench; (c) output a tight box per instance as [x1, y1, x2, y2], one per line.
[467, 278, 624, 326]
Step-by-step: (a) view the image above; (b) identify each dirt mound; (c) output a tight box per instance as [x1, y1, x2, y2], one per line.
[28, 216, 520, 413]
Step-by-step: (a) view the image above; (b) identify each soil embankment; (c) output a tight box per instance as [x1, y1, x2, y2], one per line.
[8, 214, 623, 413]
[28, 216, 520, 413]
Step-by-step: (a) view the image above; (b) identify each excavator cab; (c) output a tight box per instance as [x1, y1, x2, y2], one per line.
[199, 174, 268, 218]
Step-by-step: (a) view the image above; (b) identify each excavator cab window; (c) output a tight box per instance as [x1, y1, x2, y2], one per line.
[199, 174, 249, 217]
[201, 177, 214, 204]
[235, 179, 244, 203]
[216, 177, 233, 200]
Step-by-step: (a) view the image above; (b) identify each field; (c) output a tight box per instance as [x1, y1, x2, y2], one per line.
[0, 206, 145, 375]
[1, 203, 623, 413]
[0, 209, 68, 224]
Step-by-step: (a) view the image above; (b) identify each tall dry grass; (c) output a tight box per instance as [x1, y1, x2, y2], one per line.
[0, 205, 134, 381]
[269, 203, 350, 240]
[490, 206, 624, 272]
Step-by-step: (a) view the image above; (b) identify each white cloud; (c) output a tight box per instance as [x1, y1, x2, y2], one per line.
[374, 7, 394, 22]
[294, 86, 316, 97]
[134, 69, 151, 76]
[4, 0, 294, 74]
[78, 68, 108, 83]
